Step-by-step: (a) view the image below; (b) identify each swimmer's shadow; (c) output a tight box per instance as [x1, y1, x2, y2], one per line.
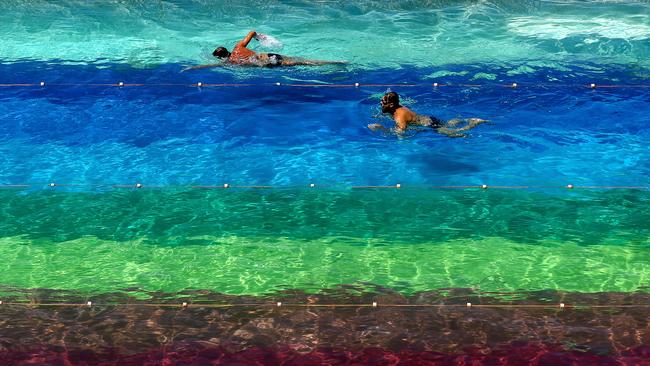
[409, 152, 481, 173]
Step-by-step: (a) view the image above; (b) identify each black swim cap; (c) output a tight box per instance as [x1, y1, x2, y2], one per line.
[213, 47, 230, 59]
[383, 91, 400, 105]
[381, 91, 400, 113]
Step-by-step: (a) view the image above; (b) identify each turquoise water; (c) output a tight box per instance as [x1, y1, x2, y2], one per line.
[1, 0, 649, 73]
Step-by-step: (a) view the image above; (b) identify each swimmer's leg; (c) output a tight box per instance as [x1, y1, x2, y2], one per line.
[467, 118, 488, 127]
[445, 118, 463, 127]
[436, 127, 468, 138]
[445, 118, 487, 129]
[281, 57, 347, 66]
[436, 118, 488, 138]
[462, 118, 488, 131]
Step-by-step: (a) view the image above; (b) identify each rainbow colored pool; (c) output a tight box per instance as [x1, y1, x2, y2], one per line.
[1, 1, 649, 364]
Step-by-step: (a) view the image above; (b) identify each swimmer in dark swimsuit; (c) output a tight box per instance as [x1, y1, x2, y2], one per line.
[368, 92, 488, 137]
[183, 30, 347, 71]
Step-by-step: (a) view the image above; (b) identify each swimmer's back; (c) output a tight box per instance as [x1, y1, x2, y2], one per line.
[228, 43, 256, 64]
[395, 106, 441, 129]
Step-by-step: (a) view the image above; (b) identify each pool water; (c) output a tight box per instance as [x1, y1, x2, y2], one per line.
[1, 0, 649, 364]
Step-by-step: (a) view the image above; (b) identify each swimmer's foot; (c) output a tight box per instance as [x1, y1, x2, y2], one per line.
[468, 118, 489, 127]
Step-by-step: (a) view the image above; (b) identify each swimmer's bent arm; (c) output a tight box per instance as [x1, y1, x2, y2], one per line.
[393, 113, 409, 132]
[238, 30, 257, 47]
[367, 124, 407, 137]
[368, 113, 407, 134]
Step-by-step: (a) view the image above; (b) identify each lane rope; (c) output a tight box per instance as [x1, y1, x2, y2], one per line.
[1, 82, 650, 89]
[0, 301, 648, 309]
[1, 183, 648, 190]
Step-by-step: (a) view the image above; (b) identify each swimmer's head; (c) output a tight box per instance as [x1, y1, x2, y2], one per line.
[380, 91, 400, 113]
[213, 47, 231, 59]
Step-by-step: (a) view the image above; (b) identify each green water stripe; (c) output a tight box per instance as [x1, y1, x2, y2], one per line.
[1, 189, 649, 246]
[1, 235, 648, 297]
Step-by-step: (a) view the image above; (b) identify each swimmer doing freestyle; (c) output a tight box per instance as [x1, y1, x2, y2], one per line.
[183, 30, 346, 71]
[368, 92, 488, 137]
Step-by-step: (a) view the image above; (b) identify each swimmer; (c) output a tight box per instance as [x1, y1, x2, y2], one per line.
[368, 92, 488, 137]
[183, 30, 346, 71]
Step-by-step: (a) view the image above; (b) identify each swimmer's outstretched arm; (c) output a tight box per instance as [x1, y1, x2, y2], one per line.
[181, 63, 225, 72]
[368, 123, 389, 132]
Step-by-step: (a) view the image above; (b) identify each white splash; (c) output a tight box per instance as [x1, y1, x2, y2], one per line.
[508, 16, 650, 41]
[254, 33, 284, 51]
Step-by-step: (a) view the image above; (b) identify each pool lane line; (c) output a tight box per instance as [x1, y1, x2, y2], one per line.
[1, 183, 649, 190]
[2, 82, 650, 88]
[0, 184, 31, 188]
[1, 301, 650, 309]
